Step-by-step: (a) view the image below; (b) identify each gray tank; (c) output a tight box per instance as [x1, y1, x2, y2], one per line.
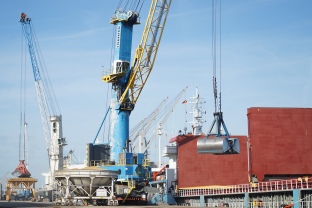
[54, 167, 119, 205]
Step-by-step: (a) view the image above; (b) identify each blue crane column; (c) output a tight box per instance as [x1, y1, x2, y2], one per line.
[109, 10, 139, 163]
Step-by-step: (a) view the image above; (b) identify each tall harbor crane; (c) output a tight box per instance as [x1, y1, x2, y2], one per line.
[102, 0, 172, 164]
[99, 0, 172, 204]
[19, 13, 67, 189]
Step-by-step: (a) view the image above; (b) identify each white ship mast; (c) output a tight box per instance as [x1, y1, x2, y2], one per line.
[187, 87, 206, 135]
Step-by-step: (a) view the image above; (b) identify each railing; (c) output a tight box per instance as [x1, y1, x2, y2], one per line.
[175, 177, 312, 197]
[177, 200, 312, 208]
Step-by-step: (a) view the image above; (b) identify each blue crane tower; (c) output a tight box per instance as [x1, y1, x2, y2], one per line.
[105, 10, 139, 163]
[100, 1, 172, 203]
[102, 0, 172, 165]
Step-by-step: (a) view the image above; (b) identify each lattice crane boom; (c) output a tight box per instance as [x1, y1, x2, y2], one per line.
[20, 14, 51, 151]
[143, 86, 187, 154]
[19, 13, 66, 189]
[119, 0, 172, 106]
[130, 97, 168, 152]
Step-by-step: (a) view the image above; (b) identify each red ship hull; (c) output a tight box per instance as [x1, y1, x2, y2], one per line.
[174, 107, 312, 188]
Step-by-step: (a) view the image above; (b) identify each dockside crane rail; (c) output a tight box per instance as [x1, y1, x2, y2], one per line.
[119, 0, 172, 108]
[19, 13, 66, 189]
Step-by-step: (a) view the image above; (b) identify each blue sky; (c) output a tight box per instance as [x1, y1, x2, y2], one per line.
[1, 0, 311, 187]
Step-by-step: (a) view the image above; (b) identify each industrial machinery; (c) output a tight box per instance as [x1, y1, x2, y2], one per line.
[148, 165, 177, 205]
[19, 13, 120, 205]
[196, 1, 239, 155]
[129, 97, 169, 154]
[129, 87, 187, 158]
[99, 0, 172, 204]
[141, 87, 187, 159]
[19, 13, 67, 191]
[0, 172, 8, 200]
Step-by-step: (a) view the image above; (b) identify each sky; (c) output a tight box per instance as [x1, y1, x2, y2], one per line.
[1, 0, 312, 188]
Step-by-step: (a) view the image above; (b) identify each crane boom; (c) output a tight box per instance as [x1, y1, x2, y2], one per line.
[119, 0, 172, 106]
[130, 97, 168, 152]
[20, 15, 51, 151]
[130, 97, 168, 137]
[143, 87, 187, 154]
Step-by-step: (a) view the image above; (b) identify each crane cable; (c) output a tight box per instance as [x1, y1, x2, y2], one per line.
[219, 0, 222, 113]
[212, 0, 222, 113]
[117, 0, 144, 13]
[19, 26, 30, 167]
[30, 21, 61, 116]
[117, 0, 124, 10]
[19, 28, 27, 162]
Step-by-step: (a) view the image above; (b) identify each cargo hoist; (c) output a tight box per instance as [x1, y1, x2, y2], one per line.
[197, 0, 240, 155]
[100, 0, 172, 204]
[19, 13, 67, 190]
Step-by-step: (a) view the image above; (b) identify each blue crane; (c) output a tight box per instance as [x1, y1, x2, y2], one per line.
[100, 0, 172, 203]
[102, 0, 172, 164]
[19, 13, 67, 190]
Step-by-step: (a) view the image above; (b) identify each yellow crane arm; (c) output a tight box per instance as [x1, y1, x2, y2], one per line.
[119, 0, 172, 105]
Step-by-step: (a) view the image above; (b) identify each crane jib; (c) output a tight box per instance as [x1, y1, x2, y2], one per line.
[21, 20, 42, 82]
[19, 13, 66, 190]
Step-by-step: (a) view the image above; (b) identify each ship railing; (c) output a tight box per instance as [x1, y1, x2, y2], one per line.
[300, 200, 312, 208]
[191, 201, 312, 208]
[89, 160, 115, 166]
[248, 201, 292, 208]
[175, 177, 312, 197]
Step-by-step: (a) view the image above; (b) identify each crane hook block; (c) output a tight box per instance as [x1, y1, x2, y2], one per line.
[197, 137, 240, 154]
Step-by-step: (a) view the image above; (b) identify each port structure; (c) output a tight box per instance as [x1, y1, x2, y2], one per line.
[19, 13, 67, 192]
[173, 177, 312, 207]
[99, 0, 173, 205]
[102, 0, 172, 163]
[5, 177, 37, 202]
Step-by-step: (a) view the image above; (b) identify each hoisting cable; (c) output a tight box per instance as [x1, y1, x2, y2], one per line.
[129, 0, 137, 11]
[212, 0, 218, 113]
[118, 0, 142, 13]
[117, 0, 124, 10]
[212, 0, 222, 113]
[19, 29, 25, 161]
[19, 27, 28, 164]
[138, 0, 145, 13]
[124, 0, 130, 11]
[219, 0, 222, 113]
[31, 21, 61, 116]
